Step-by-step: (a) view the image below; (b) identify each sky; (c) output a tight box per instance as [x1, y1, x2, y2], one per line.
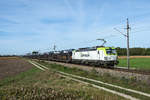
[0, 0, 150, 55]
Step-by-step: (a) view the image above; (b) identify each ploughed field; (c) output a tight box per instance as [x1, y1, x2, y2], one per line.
[0, 57, 33, 80]
[118, 56, 150, 59]
[118, 56, 150, 70]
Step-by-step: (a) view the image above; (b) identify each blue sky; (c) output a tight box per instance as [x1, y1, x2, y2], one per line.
[0, 0, 150, 55]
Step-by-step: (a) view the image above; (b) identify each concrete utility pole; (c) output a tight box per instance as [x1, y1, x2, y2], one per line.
[126, 18, 130, 70]
[114, 18, 130, 69]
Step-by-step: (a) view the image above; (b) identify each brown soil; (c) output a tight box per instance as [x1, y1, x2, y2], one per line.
[118, 56, 150, 59]
[0, 57, 33, 80]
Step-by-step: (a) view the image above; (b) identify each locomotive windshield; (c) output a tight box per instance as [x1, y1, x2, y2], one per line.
[106, 49, 116, 55]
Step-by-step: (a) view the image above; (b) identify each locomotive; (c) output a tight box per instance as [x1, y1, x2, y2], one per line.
[72, 46, 118, 66]
[31, 46, 119, 67]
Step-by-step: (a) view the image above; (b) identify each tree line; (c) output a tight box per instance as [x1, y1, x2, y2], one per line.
[116, 47, 150, 56]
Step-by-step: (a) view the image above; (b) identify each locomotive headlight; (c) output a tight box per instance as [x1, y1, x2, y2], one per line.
[104, 57, 108, 61]
[105, 56, 114, 61]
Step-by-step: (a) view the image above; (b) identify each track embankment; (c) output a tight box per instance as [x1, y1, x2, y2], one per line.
[43, 60, 150, 85]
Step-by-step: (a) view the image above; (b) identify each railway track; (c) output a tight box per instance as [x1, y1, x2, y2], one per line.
[38, 59, 150, 75]
[114, 67, 150, 75]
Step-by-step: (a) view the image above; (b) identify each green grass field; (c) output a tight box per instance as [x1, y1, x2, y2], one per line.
[118, 58, 150, 70]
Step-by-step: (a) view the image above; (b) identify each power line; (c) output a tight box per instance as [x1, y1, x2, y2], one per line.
[131, 29, 150, 33]
[129, 12, 150, 21]
[114, 28, 127, 37]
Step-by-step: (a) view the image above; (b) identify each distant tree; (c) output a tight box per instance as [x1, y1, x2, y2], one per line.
[145, 48, 150, 55]
[116, 47, 150, 56]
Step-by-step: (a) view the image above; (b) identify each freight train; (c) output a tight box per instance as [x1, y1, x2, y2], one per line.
[29, 46, 119, 67]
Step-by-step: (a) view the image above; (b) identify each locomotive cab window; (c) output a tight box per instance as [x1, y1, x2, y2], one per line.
[106, 49, 116, 55]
